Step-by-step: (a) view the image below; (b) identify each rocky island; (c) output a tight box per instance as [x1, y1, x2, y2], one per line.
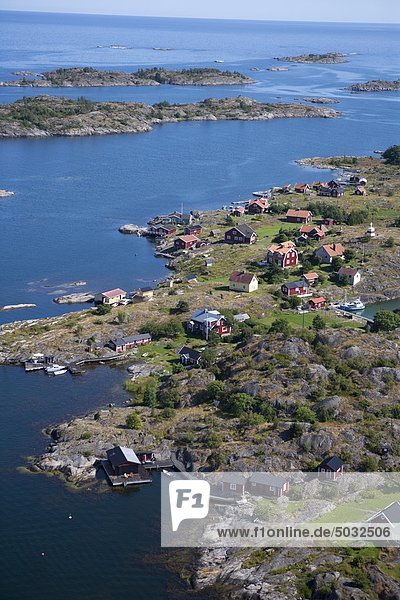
[0, 95, 340, 139]
[1, 66, 254, 87]
[275, 52, 349, 64]
[346, 79, 400, 92]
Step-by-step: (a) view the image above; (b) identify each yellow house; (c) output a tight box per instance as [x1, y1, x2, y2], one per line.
[95, 288, 127, 305]
[229, 271, 258, 293]
[136, 287, 154, 301]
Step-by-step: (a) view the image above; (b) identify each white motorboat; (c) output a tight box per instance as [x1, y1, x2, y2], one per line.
[338, 298, 365, 312]
[45, 364, 68, 376]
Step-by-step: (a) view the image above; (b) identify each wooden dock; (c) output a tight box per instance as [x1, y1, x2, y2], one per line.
[100, 460, 152, 487]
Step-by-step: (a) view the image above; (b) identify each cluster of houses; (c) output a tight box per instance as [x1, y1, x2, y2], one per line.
[95, 287, 154, 306]
[220, 455, 345, 497]
[278, 175, 368, 199]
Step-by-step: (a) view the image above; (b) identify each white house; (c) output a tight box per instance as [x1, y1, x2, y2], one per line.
[338, 267, 361, 286]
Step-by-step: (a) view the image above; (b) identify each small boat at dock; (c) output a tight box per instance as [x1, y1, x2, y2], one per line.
[337, 298, 365, 312]
[45, 364, 68, 376]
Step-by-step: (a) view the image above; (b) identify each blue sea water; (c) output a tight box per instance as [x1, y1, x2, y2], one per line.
[0, 11, 399, 599]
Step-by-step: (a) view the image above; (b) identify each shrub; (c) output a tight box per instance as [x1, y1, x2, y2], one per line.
[312, 315, 325, 330]
[373, 310, 400, 332]
[382, 144, 400, 165]
[94, 304, 112, 315]
[125, 412, 142, 430]
[221, 393, 254, 417]
[204, 431, 223, 448]
[295, 406, 317, 423]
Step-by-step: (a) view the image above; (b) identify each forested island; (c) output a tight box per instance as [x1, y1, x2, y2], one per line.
[0, 95, 340, 138]
[346, 79, 400, 92]
[275, 52, 348, 64]
[0, 66, 254, 87]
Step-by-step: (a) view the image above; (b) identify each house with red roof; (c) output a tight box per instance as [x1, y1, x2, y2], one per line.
[229, 271, 259, 293]
[247, 197, 270, 214]
[315, 243, 345, 264]
[286, 209, 313, 224]
[294, 183, 311, 194]
[309, 296, 326, 310]
[174, 235, 200, 251]
[95, 288, 127, 306]
[266, 241, 298, 268]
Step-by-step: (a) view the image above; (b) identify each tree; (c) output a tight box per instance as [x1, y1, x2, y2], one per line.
[269, 318, 291, 336]
[174, 299, 189, 314]
[201, 348, 217, 368]
[263, 263, 284, 284]
[143, 380, 157, 408]
[343, 249, 356, 262]
[382, 145, 400, 166]
[312, 315, 325, 331]
[288, 295, 301, 309]
[331, 256, 343, 271]
[295, 406, 317, 423]
[94, 304, 112, 315]
[125, 412, 142, 430]
[221, 393, 254, 417]
[373, 310, 400, 332]
[205, 380, 225, 403]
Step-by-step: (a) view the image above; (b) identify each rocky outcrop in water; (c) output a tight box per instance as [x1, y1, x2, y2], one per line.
[0, 66, 254, 87]
[0, 95, 340, 139]
[275, 52, 348, 64]
[347, 79, 400, 92]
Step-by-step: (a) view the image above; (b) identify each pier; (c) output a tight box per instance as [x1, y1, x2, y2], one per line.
[331, 307, 373, 324]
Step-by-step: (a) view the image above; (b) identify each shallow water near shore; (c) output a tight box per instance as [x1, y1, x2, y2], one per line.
[1, 11, 400, 599]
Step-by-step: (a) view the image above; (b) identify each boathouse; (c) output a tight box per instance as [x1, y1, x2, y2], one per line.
[107, 333, 152, 352]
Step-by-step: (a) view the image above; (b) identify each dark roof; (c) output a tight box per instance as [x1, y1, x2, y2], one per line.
[374, 502, 400, 524]
[221, 472, 247, 485]
[106, 446, 140, 467]
[229, 271, 257, 284]
[110, 333, 151, 346]
[178, 346, 202, 360]
[248, 473, 288, 487]
[318, 456, 344, 471]
[283, 280, 309, 290]
[227, 224, 256, 238]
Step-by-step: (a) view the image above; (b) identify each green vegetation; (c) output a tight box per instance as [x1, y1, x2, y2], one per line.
[125, 412, 142, 430]
[383, 144, 400, 165]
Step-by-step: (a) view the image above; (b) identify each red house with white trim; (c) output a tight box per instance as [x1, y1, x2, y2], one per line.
[174, 235, 200, 250]
[286, 209, 313, 224]
[266, 241, 298, 268]
[317, 456, 344, 480]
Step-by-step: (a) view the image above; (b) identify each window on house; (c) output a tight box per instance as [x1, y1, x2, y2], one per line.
[229, 483, 237, 490]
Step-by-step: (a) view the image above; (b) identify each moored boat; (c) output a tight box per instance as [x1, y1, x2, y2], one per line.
[338, 298, 365, 312]
[45, 364, 68, 376]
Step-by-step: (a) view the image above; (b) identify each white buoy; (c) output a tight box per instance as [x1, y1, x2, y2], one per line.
[68, 513, 72, 519]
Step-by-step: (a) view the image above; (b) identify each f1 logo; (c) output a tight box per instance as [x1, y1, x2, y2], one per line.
[169, 480, 210, 531]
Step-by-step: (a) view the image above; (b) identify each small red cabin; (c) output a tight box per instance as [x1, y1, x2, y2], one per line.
[317, 456, 344, 480]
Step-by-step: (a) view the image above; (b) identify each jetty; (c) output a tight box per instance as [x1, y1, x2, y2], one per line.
[331, 307, 373, 324]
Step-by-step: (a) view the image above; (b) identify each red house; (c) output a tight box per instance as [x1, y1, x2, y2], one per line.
[225, 224, 257, 245]
[221, 473, 247, 496]
[174, 235, 200, 250]
[302, 272, 319, 286]
[281, 280, 310, 297]
[148, 225, 176, 237]
[108, 333, 152, 352]
[247, 473, 289, 498]
[309, 296, 326, 310]
[317, 456, 344, 480]
[247, 198, 270, 214]
[184, 224, 202, 235]
[267, 241, 298, 268]
[294, 183, 311, 194]
[231, 206, 245, 217]
[286, 209, 313, 224]
[187, 309, 231, 338]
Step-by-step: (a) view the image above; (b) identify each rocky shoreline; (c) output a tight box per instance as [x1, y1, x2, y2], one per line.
[0, 66, 254, 88]
[0, 95, 340, 139]
[275, 52, 348, 64]
[346, 79, 400, 92]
